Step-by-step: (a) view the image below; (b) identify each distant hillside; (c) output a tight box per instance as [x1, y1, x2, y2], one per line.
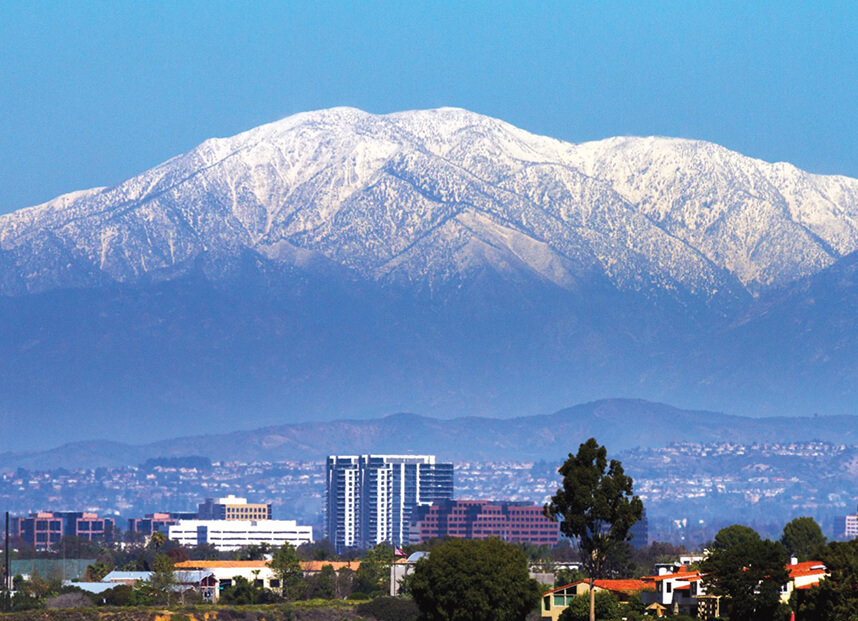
[2, 399, 857, 470]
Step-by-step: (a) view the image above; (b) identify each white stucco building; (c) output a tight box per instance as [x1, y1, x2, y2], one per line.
[165, 519, 313, 551]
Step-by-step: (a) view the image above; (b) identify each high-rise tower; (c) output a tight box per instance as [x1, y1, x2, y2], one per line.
[326, 455, 453, 550]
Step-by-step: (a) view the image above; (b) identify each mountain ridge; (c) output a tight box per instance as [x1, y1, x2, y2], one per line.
[4, 107, 857, 298]
[3, 399, 858, 470]
[2, 107, 858, 448]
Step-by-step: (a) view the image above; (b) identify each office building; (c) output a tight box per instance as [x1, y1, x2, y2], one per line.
[165, 519, 312, 551]
[834, 511, 858, 540]
[410, 500, 559, 545]
[12, 512, 115, 550]
[197, 495, 272, 520]
[326, 454, 453, 550]
[127, 511, 195, 536]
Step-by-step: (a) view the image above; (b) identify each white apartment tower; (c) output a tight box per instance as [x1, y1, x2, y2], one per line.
[326, 454, 453, 550]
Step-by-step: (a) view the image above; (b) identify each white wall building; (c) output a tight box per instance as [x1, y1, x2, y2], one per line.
[834, 512, 858, 539]
[165, 519, 313, 551]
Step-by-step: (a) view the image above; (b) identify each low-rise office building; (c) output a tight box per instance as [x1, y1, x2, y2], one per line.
[410, 500, 559, 545]
[165, 519, 312, 551]
[834, 511, 858, 540]
[12, 512, 115, 550]
[127, 512, 195, 536]
[197, 495, 272, 521]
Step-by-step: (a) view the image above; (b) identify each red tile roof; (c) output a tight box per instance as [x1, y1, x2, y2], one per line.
[175, 560, 269, 569]
[548, 579, 653, 594]
[787, 561, 826, 579]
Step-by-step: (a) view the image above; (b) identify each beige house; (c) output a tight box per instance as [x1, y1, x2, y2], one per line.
[541, 579, 652, 621]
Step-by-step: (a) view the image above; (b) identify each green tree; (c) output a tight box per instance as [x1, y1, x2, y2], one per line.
[305, 563, 337, 599]
[335, 567, 355, 599]
[297, 539, 337, 561]
[98, 584, 134, 606]
[558, 590, 621, 621]
[236, 542, 271, 561]
[712, 524, 762, 550]
[544, 438, 643, 621]
[84, 561, 112, 582]
[270, 542, 304, 600]
[148, 553, 176, 606]
[554, 567, 586, 588]
[410, 538, 541, 621]
[794, 538, 858, 621]
[148, 531, 167, 550]
[781, 517, 827, 562]
[701, 525, 789, 621]
[353, 543, 394, 598]
[219, 576, 278, 605]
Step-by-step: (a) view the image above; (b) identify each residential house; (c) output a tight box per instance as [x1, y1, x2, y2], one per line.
[173, 559, 361, 601]
[541, 579, 652, 621]
[781, 559, 827, 603]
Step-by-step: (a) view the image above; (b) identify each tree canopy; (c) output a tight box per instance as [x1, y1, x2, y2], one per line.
[701, 525, 789, 621]
[148, 553, 176, 605]
[410, 538, 541, 621]
[794, 539, 858, 621]
[353, 543, 394, 598]
[558, 590, 621, 621]
[269, 543, 303, 600]
[711, 524, 761, 550]
[219, 576, 279, 605]
[781, 516, 827, 562]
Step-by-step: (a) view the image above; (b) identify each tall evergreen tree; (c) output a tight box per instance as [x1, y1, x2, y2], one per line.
[544, 438, 643, 621]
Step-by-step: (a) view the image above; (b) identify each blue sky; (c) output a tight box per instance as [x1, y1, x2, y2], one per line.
[1, 1, 856, 214]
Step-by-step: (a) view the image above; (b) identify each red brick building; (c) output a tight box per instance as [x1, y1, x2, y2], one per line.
[409, 500, 559, 545]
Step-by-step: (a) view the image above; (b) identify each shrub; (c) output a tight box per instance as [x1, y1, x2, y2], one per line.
[356, 596, 419, 621]
[45, 592, 96, 609]
[557, 591, 621, 621]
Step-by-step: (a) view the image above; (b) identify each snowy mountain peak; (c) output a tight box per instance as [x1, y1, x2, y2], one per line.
[2, 107, 858, 298]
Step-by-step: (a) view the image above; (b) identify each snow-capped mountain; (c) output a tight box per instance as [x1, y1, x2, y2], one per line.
[2, 107, 858, 450]
[3, 107, 857, 299]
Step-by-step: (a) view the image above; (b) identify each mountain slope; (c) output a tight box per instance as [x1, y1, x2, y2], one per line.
[2, 108, 858, 449]
[4, 108, 857, 299]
